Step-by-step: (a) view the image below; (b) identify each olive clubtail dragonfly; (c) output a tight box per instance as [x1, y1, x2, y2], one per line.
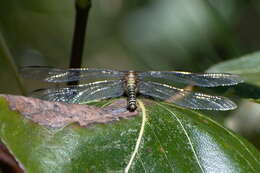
[21, 66, 243, 111]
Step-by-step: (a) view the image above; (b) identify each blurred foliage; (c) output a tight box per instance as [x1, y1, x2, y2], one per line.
[0, 45, 21, 94]
[1, 0, 260, 92]
[208, 51, 260, 101]
[208, 51, 260, 85]
[226, 101, 260, 149]
[207, 51, 260, 149]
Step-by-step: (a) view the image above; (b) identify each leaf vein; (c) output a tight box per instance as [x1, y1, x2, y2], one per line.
[125, 100, 147, 173]
[157, 103, 205, 173]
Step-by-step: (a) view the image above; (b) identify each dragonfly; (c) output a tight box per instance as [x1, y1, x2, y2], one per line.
[21, 66, 243, 112]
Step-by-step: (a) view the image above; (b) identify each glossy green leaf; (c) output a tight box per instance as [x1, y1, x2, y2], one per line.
[0, 97, 259, 173]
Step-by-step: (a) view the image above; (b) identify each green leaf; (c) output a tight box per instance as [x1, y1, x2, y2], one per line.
[207, 51, 260, 85]
[207, 51, 260, 101]
[0, 97, 259, 173]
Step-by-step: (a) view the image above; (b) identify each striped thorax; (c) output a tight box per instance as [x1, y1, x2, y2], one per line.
[125, 71, 138, 111]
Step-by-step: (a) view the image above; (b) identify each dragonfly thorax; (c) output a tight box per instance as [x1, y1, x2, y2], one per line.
[125, 71, 138, 111]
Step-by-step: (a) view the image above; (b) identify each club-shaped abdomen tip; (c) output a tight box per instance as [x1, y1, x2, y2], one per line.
[128, 104, 137, 112]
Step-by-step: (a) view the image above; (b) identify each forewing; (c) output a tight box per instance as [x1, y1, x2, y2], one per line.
[138, 71, 243, 87]
[21, 66, 124, 83]
[138, 81, 237, 110]
[31, 80, 125, 104]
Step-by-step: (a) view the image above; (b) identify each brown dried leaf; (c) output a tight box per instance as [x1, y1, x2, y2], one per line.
[0, 94, 138, 128]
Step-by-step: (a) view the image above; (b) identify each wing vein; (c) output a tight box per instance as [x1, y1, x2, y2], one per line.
[139, 81, 237, 110]
[138, 71, 243, 87]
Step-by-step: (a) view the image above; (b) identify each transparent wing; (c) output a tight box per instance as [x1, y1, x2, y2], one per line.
[138, 71, 243, 87]
[138, 81, 237, 110]
[31, 80, 125, 103]
[20, 66, 125, 83]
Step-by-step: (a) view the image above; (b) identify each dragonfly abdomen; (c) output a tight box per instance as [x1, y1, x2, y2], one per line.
[126, 71, 138, 111]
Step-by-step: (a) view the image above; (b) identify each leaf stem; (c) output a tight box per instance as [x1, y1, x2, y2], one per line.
[0, 32, 26, 95]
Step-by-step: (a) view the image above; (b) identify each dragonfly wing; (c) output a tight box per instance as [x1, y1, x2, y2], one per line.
[20, 66, 124, 83]
[138, 81, 237, 110]
[31, 80, 125, 104]
[138, 71, 243, 87]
